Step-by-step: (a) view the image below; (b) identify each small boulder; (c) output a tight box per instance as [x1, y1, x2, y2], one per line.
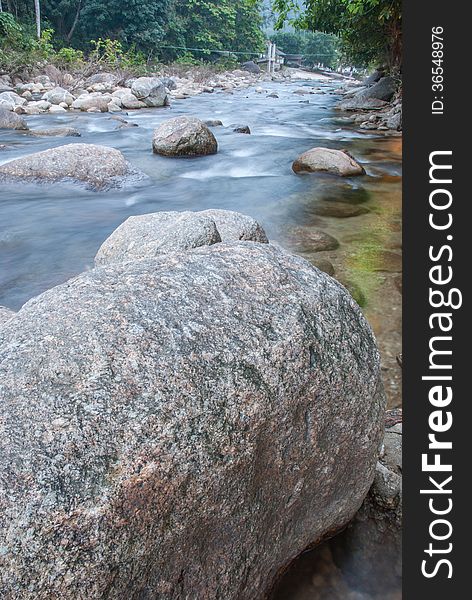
[131, 77, 168, 107]
[152, 116, 218, 157]
[286, 227, 340, 253]
[0, 91, 27, 107]
[292, 148, 365, 177]
[233, 125, 251, 134]
[0, 143, 140, 190]
[204, 119, 223, 127]
[48, 105, 67, 113]
[0, 107, 28, 130]
[42, 87, 74, 106]
[241, 60, 261, 74]
[72, 93, 113, 112]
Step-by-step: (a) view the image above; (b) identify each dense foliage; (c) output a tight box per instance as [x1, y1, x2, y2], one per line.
[0, 0, 265, 69]
[271, 30, 338, 68]
[272, 0, 402, 69]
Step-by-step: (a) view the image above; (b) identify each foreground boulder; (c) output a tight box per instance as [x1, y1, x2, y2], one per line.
[0, 143, 140, 190]
[0, 306, 15, 325]
[152, 116, 218, 157]
[292, 147, 365, 176]
[0, 242, 384, 599]
[0, 107, 28, 130]
[95, 209, 268, 265]
[131, 77, 168, 107]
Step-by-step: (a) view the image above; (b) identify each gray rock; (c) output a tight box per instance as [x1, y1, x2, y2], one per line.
[363, 69, 385, 86]
[160, 77, 177, 91]
[204, 119, 224, 127]
[338, 97, 389, 111]
[286, 227, 340, 253]
[241, 60, 261, 74]
[28, 127, 81, 138]
[311, 201, 370, 218]
[0, 306, 15, 325]
[0, 107, 28, 130]
[131, 77, 168, 107]
[292, 148, 365, 177]
[357, 76, 398, 103]
[0, 91, 26, 107]
[233, 124, 251, 134]
[199, 209, 268, 243]
[71, 93, 112, 112]
[0, 143, 140, 190]
[95, 209, 268, 265]
[386, 111, 402, 130]
[152, 116, 218, 157]
[85, 72, 118, 86]
[95, 211, 222, 265]
[0, 241, 384, 599]
[42, 87, 74, 106]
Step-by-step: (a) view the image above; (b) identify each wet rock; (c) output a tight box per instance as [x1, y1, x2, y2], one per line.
[152, 116, 218, 157]
[204, 119, 224, 127]
[310, 257, 335, 276]
[0, 107, 28, 130]
[268, 92, 279, 98]
[0, 306, 15, 325]
[199, 209, 268, 243]
[0, 242, 384, 600]
[311, 201, 370, 218]
[131, 77, 168, 107]
[287, 227, 340, 252]
[242, 60, 261, 74]
[42, 87, 74, 106]
[72, 93, 112, 112]
[233, 125, 251, 134]
[0, 143, 140, 190]
[386, 111, 402, 131]
[293, 148, 365, 177]
[28, 127, 81, 138]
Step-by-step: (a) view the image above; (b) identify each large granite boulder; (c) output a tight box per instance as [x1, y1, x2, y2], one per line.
[131, 77, 168, 107]
[0, 143, 141, 190]
[42, 87, 74, 106]
[292, 147, 365, 177]
[241, 61, 261, 74]
[338, 97, 389, 111]
[152, 116, 218, 157]
[95, 209, 268, 265]
[357, 76, 398, 102]
[0, 242, 385, 600]
[0, 107, 28, 130]
[0, 306, 15, 325]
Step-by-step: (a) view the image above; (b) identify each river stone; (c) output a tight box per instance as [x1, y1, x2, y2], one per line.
[233, 124, 251, 134]
[0, 91, 27, 107]
[0, 107, 28, 130]
[160, 76, 177, 91]
[152, 116, 218, 157]
[199, 209, 268, 243]
[293, 148, 365, 177]
[242, 60, 261, 74]
[338, 97, 389, 111]
[72, 93, 113, 112]
[42, 87, 74, 106]
[28, 127, 81, 138]
[95, 211, 222, 265]
[309, 257, 335, 276]
[85, 72, 118, 86]
[363, 69, 385, 86]
[204, 119, 224, 127]
[0, 143, 139, 190]
[131, 77, 168, 107]
[287, 227, 340, 253]
[0, 306, 15, 325]
[0, 241, 384, 599]
[119, 94, 146, 110]
[356, 76, 398, 103]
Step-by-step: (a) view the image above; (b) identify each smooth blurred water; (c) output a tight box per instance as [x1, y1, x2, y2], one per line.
[0, 79, 401, 311]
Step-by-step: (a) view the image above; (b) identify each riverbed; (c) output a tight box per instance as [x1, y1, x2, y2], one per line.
[0, 75, 402, 407]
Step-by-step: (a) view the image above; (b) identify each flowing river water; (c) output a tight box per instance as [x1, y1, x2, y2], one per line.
[0, 75, 402, 411]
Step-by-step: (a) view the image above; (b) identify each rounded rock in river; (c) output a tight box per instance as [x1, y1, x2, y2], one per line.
[152, 116, 218, 157]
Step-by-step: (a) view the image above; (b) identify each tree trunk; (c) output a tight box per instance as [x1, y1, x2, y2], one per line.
[34, 0, 41, 39]
[66, 0, 82, 42]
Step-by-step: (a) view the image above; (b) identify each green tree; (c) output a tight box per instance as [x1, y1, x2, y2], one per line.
[273, 0, 401, 69]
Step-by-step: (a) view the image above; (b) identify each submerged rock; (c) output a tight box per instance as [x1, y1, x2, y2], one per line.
[0, 107, 28, 130]
[286, 227, 340, 253]
[311, 201, 370, 218]
[95, 209, 268, 265]
[0, 143, 140, 190]
[28, 127, 81, 138]
[152, 116, 218, 157]
[293, 148, 365, 177]
[233, 124, 251, 134]
[0, 242, 384, 599]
